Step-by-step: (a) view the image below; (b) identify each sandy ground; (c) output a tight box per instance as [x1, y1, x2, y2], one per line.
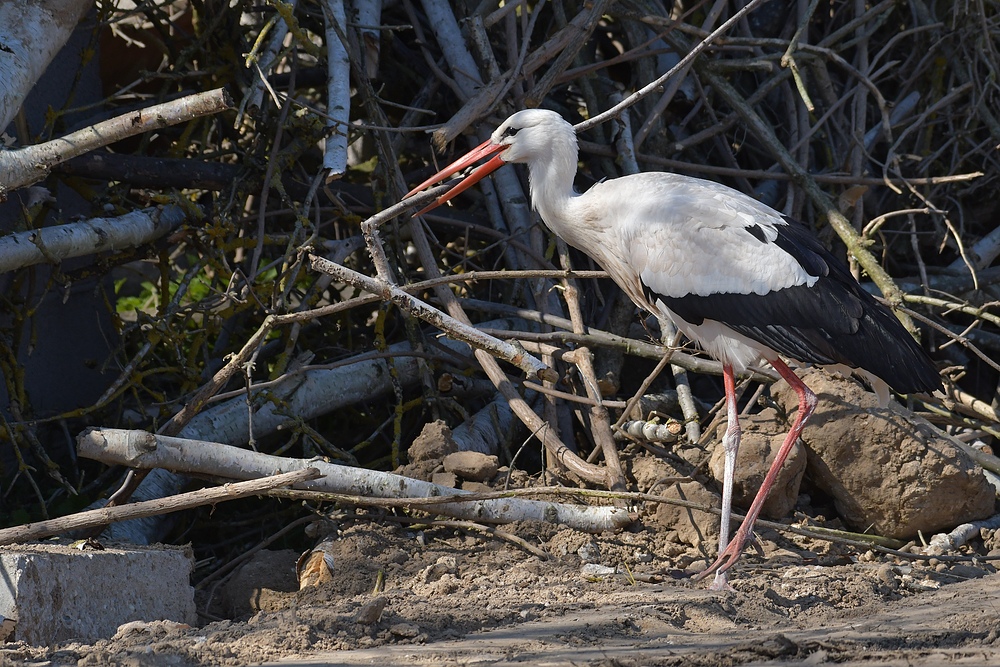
[5, 378, 999, 666]
[5, 512, 999, 667]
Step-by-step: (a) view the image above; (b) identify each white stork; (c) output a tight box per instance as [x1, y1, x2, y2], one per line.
[405, 109, 941, 587]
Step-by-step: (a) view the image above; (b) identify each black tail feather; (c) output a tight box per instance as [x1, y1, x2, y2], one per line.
[656, 218, 941, 395]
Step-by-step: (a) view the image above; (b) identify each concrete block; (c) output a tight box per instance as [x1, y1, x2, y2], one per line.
[0, 542, 196, 645]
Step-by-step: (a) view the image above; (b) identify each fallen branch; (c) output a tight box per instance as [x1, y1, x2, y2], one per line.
[274, 483, 909, 551]
[924, 512, 1000, 556]
[0, 467, 320, 546]
[77, 428, 634, 534]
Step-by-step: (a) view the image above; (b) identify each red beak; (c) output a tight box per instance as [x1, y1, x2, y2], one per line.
[405, 139, 508, 216]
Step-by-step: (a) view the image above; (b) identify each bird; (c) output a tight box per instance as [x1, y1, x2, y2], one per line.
[404, 109, 941, 588]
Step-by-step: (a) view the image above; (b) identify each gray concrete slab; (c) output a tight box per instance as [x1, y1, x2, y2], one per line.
[0, 542, 196, 645]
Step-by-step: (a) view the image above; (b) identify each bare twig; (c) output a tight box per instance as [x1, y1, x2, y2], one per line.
[0, 205, 188, 274]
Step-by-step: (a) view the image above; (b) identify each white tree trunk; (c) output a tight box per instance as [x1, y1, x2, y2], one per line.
[0, 0, 95, 132]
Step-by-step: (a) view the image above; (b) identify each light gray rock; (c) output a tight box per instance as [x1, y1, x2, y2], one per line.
[443, 451, 499, 482]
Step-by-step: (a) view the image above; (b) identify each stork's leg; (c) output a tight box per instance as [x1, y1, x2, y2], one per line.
[710, 364, 740, 591]
[695, 358, 817, 583]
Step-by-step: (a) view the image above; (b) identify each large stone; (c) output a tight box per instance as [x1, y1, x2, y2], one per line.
[0, 542, 195, 645]
[708, 409, 807, 520]
[773, 369, 996, 539]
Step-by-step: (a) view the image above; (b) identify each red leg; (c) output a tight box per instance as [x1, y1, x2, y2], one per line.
[695, 358, 817, 583]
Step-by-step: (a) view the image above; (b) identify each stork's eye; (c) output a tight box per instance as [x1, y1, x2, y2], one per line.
[503, 126, 520, 138]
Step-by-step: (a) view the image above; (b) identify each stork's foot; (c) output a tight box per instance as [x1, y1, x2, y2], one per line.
[694, 543, 743, 584]
[708, 571, 733, 592]
[693, 526, 761, 585]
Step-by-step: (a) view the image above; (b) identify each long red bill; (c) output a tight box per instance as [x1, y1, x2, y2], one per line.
[405, 139, 507, 216]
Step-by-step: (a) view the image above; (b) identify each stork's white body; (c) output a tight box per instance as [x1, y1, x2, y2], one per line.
[548, 172, 814, 371]
[407, 109, 940, 587]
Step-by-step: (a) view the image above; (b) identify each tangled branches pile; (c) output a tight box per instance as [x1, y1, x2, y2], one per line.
[2, 0, 998, 557]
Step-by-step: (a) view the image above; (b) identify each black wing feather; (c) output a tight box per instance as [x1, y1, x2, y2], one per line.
[647, 217, 941, 394]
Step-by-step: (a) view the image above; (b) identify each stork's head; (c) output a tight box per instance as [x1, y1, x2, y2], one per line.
[487, 109, 577, 165]
[405, 109, 578, 215]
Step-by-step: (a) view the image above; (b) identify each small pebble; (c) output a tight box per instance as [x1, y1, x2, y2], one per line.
[580, 563, 616, 578]
[354, 597, 387, 625]
[875, 563, 896, 585]
[577, 541, 601, 563]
